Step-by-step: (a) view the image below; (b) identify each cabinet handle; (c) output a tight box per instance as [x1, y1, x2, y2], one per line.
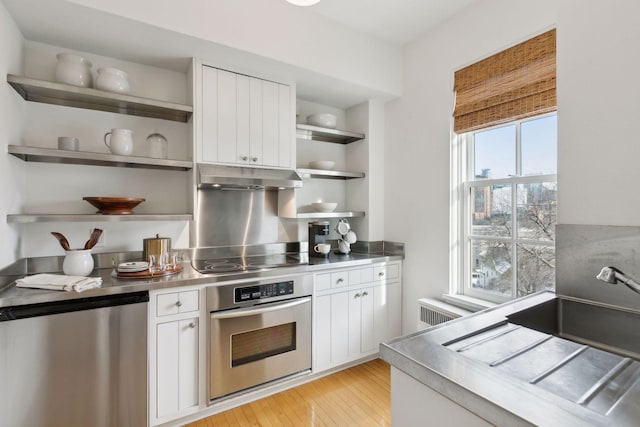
[240, 155, 248, 161]
[188, 322, 196, 329]
[252, 157, 258, 162]
[354, 293, 361, 298]
[175, 300, 183, 307]
[378, 272, 385, 277]
[336, 278, 344, 284]
[362, 291, 369, 297]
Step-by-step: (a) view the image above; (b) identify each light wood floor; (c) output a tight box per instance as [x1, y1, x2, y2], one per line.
[185, 358, 391, 427]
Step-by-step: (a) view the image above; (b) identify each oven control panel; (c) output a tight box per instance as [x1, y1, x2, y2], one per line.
[235, 280, 294, 302]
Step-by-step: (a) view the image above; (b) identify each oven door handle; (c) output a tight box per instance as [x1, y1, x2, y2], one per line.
[210, 297, 311, 320]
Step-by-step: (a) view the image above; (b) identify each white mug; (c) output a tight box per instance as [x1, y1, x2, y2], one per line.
[104, 128, 133, 155]
[336, 219, 350, 236]
[344, 230, 357, 244]
[58, 136, 79, 151]
[314, 243, 331, 255]
[338, 239, 351, 254]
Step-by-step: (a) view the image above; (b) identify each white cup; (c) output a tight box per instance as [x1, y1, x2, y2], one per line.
[58, 136, 79, 151]
[338, 239, 351, 254]
[344, 230, 357, 244]
[314, 243, 331, 255]
[336, 219, 350, 235]
[104, 128, 133, 155]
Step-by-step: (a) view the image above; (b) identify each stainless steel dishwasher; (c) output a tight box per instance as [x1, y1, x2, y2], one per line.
[0, 291, 149, 427]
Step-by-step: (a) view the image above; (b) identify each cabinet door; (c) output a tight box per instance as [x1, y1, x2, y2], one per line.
[278, 83, 291, 168]
[261, 80, 279, 167]
[330, 291, 350, 365]
[201, 66, 219, 163]
[249, 77, 263, 164]
[360, 287, 376, 354]
[217, 70, 237, 164]
[374, 282, 402, 345]
[236, 74, 251, 165]
[156, 318, 199, 419]
[314, 294, 331, 371]
[348, 289, 362, 357]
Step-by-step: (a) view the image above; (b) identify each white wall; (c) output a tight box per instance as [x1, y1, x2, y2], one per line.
[64, 0, 403, 102]
[556, 0, 640, 225]
[0, 2, 25, 267]
[385, 0, 558, 333]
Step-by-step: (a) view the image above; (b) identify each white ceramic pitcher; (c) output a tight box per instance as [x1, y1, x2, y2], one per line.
[104, 128, 133, 155]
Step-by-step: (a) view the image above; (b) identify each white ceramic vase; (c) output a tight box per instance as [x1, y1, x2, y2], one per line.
[96, 67, 130, 93]
[55, 53, 93, 88]
[63, 249, 94, 277]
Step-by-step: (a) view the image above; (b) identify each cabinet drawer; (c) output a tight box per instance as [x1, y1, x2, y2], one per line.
[157, 290, 199, 317]
[373, 264, 399, 281]
[331, 271, 349, 288]
[316, 273, 331, 292]
[359, 267, 374, 284]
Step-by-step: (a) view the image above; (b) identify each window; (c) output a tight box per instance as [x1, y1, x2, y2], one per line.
[454, 113, 557, 303]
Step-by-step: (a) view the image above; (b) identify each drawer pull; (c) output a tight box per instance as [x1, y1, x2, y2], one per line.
[175, 300, 183, 307]
[362, 291, 369, 297]
[188, 322, 196, 329]
[378, 272, 385, 277]
[354, 293, 361, 298]
[336, 278, 344, 283]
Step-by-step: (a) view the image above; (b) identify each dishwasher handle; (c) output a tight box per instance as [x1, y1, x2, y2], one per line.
[210, 297, 311, 320]
[0, 291, 149, 321]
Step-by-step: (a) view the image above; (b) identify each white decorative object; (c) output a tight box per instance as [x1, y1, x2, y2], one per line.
[58, 136, 79, 151]
[62, 249, 94, 277]
[312, 202, 337, 212]
[146, 132, 168, 159]
[309, 160, 335, 170]
[307, 113, 337, 128]
[55, 53, 93, 88]
[104, 128, 133, 155]
[96, 67, 130, 93]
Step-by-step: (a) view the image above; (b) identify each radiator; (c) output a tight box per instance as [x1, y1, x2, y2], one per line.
[417, 298, 471, 330]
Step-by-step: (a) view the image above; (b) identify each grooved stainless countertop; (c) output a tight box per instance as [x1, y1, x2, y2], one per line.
[0, 251, 403, 308]
[380, 291, 640, 427]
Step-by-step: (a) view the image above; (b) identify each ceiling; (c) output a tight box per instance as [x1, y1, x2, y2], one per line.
[2, 0, 481, 108]
[300, 0, 480, 46]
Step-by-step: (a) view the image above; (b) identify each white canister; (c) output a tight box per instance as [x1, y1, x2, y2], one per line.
[104, 128, 134, 155]
[62, 249, 94, 276]
[96, 67, 130, 93]
[55, 53, 93, 88]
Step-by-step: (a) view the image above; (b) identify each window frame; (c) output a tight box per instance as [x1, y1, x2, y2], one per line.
[451, 112, 557, 304]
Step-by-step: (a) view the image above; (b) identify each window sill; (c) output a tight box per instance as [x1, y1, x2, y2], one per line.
[441, 293, 498, 313]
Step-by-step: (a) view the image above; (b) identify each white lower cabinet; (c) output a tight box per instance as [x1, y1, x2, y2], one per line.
[156, 318, 199, 418]
[149, 287, 203, 426]
[313, 262, 402, 372]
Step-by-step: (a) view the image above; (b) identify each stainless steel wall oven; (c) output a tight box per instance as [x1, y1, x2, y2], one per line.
[207, 274, 312, 401]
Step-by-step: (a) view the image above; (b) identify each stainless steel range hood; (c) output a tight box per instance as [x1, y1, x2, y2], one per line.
[197, 163, 303, 189]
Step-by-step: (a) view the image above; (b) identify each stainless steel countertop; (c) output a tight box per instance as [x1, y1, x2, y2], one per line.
[0, 251, 402, 308]
[380, 291, 639, 427]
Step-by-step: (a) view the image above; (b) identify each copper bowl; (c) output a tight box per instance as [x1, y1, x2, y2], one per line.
[83, 197, 145, 215]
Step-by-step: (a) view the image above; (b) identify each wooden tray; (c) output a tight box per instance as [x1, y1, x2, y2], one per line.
[113, 263, 183, 279]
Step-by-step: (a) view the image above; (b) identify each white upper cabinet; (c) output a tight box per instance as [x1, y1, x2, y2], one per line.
[199, 65, 294, 169]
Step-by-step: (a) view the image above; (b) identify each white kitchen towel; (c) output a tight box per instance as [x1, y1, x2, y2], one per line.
[16, 274, 102, 292]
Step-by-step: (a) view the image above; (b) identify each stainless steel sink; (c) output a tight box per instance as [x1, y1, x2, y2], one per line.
[506, 296, 640, 359]
[443, 296, 640, 418]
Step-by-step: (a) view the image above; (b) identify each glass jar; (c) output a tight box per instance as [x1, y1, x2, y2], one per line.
[146, 132, 168, 159]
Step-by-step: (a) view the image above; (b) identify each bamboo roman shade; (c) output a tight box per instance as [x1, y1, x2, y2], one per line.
[453, 29, 556, 133]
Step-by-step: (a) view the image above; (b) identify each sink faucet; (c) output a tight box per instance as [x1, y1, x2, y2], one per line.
[596, 266, 640, 294]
